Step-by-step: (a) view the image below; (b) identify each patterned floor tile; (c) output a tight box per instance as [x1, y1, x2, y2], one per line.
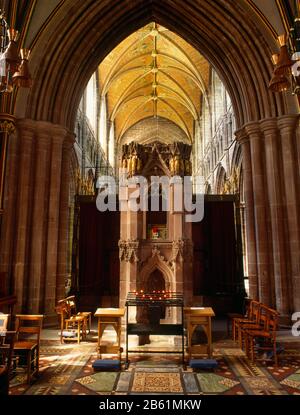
[131, 372, 182, 393]
[196, 373, 240, 393]
[75, 372, 118, 392]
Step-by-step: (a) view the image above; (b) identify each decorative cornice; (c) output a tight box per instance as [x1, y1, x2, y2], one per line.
[119, 239, 139, 262]
[170, 238, 193, 263]
[171, 238, 185, 263]
[16, 118, 71, 139]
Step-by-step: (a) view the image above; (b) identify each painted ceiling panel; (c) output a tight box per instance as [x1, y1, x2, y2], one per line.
[99, 22, 210, 142]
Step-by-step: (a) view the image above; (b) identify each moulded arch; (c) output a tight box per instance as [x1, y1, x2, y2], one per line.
[13, 0, 295, 134]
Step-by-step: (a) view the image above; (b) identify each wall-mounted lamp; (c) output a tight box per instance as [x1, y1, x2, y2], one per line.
[0, 10, 32, 93]
[269, 6, 300, 95]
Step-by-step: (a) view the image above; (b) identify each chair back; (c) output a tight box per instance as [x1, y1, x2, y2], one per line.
[257, 304, 269, 328]
[264, 307, 279, 339]
[243, 298, 252, 317]
[249, 300, 261, 323]
[15, 315, 44, 344]
[65, 295, 77, 315]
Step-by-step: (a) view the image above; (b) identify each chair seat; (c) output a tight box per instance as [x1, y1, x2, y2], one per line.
[245, 330, 272, 338]
[240, 323, 261, 330]
[236, 318, 257, 324]
[14, 341, 37, 350]
[66, 316, 85, 322]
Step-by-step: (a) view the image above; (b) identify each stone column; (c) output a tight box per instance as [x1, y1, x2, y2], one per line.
[0, 119, 17, 293]
[44, 126, 67, 317]
[235, 130, 258, 299]
[277, 115, 300, 312]
[245, 123, 272, 305]
[13, 120, 35, 311]
[119, 186, 142, 310]
[261, 119, 289, 317]
[27, 128, 51, 313]
[0, 115, 15, 215]
[56, 134, 75, 305]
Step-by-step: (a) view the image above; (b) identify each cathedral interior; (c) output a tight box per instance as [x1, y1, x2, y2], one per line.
[0, 0, 300, 400]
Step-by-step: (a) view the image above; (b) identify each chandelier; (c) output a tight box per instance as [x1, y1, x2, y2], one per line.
[0, 10, 32, 93]
[269, 5, 300, 95]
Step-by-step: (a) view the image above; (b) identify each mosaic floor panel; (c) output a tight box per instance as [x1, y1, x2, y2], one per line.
[8, 338, 300, 395]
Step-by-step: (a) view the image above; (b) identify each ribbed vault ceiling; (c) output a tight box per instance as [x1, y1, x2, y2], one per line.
[99, 22, 210, 143]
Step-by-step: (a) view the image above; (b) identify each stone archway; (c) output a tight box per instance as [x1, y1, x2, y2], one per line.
[15, 0, 294, 129]
[2, 0, 299, 319]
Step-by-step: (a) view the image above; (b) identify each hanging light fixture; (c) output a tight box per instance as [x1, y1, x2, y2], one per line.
[269, 53, 291, 92]
[0, 9, 32, 93]
[269, 2, 300, 95]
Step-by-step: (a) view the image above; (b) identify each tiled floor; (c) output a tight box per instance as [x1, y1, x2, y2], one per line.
[9, 319, 300, 395]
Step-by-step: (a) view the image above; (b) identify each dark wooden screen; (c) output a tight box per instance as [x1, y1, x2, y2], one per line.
[192, 196, 245, 313]
[78, 200, 120, 309]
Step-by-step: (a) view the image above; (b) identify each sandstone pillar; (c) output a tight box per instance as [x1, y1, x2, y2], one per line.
[13, 120, 35, 311]
[245, 123, 272, 305]
[44, 126, 67, 316]
[261, 119, 289, 316]
[27, 128, 51, 313]
[236, 130, 258, 299]
[0, 118, 17, 293]
[56, 134, 75, 304]
[277, 115, 300, 312]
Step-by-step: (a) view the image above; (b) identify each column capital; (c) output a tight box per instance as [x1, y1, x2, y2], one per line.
[63, 132, 75, 150]
[16, 118, 37, 136]
[243, 121, 261, 138]
[235, 128, 248, 144]
[0, 113, 16, 134]
[277, 114, 300, 133]
[259, 118, 278, 135]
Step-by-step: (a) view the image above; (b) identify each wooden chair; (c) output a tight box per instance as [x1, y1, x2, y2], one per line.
[55, 300, 72, 343]
[64, 314, 86, 344]
[233, 300, 261, 348]
[0, 330, 16, 395]
[55, 297, 88, 343]
[244, 307, 279, 366]
[13, 315, 44, 384]
[65, 295, 91, 335]
[227, 298, 251, 337]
